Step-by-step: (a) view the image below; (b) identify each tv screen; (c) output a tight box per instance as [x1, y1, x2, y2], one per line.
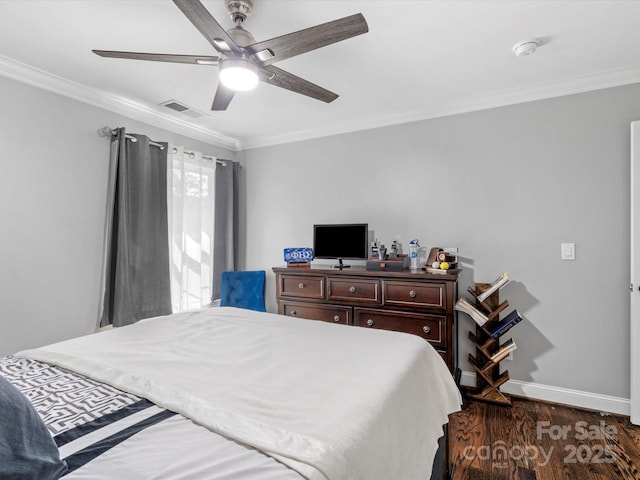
[313, 224, 368, 260]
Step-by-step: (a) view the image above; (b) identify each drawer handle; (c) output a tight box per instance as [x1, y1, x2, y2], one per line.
[298, 282, 305, 289]
[409, 290, 417, 298]
[367, 319, 374, 327]
[334, 315, 341, 323]
[423, 326, 431, 334]
[349, 286, 356, 293]
[290, 310, 297, 317]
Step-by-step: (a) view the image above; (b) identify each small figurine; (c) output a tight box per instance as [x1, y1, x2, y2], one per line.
[371, 240, 379, 258]
[389, 240, 399, 258]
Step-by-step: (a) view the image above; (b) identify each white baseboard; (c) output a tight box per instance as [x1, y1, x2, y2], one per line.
[459, 370, 630, 416]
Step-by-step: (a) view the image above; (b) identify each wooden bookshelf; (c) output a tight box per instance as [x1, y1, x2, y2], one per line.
[464, 281, 516, 406]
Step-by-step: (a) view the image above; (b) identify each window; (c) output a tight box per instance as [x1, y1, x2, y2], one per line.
[168, 147, 216, 312]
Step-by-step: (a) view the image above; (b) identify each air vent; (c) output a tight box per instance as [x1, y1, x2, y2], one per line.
[159, 100, 207, 119]
[164, 101, 189, 112]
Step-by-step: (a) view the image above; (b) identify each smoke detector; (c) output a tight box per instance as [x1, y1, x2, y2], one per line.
[512, 39, 540, 57]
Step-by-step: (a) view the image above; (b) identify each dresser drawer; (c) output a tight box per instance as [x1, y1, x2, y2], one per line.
[384, 281, 445, 310]
[327, 278, 381, 304]
[281, 301, 350, 325]
[354, 308, 446, 348]
[279, 275, 324, 300]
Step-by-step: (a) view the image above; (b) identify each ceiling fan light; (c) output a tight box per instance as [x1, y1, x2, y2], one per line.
[219, 59, 258, 91]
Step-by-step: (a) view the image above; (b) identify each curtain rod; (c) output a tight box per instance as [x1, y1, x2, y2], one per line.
[97, 126, 230, 166]
[171, 147, 227, 166]
[97, 126, 165, 150]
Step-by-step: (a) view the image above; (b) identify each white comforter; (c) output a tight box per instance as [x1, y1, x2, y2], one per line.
[18, 307, 461, 480]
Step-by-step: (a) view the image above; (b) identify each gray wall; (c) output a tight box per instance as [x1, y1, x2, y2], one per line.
[0, 75, 234, 356]
[240, 83, 640, 400]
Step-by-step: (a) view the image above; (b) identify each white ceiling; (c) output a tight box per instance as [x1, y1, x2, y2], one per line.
[2, 0, 640, 151]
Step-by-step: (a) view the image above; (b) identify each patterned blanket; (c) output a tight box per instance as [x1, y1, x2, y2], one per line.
[0, 355, 141, 436]
[0, 355, 176, 475]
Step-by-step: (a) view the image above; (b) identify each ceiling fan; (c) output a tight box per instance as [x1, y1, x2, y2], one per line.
[93, 0, 368, 111]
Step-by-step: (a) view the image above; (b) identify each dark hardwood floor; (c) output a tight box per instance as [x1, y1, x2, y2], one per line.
[448, 396, 640, 480]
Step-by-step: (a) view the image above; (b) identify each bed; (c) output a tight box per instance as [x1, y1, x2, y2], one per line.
[0, 307, 462, 479]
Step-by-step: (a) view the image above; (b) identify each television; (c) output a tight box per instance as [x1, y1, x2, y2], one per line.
[313, 223, 368, 268]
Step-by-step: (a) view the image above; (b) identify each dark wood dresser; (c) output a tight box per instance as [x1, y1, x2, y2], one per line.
[273, 265, 459, 373]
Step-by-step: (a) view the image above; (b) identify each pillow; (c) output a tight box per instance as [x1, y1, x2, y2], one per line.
[0, 374, 67, 480]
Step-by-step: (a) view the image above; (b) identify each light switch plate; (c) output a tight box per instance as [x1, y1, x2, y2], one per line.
[561, 243, 575, 260]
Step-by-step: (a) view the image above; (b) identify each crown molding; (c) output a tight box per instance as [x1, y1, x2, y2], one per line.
[239, 64, 640, 150]
[3, 54, 640, 152]
[0, 55, 240, 151]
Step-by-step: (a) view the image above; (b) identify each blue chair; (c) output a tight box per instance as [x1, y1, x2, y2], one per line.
[220, 270, 266, 312]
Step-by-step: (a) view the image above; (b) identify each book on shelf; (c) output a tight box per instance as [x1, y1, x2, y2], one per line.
[489, 309, 523, 338]
[455, 297, 489, 326]
[477, 272, 510, 302]
[490, 338, 517, 363]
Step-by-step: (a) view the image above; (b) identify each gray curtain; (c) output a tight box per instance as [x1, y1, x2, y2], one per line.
[100, 128, 172, 327]
[211, 160, 239, 302]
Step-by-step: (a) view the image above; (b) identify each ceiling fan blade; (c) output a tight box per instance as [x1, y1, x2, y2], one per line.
[246, 13, 368, 66]
[259, 65, 338, 103]
[93, 50, 219, 65]
[211, 83, 236, 111]
[172, 0, 243, 56]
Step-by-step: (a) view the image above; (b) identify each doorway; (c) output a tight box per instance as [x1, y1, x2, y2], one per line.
[630, 121, 640, 425]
